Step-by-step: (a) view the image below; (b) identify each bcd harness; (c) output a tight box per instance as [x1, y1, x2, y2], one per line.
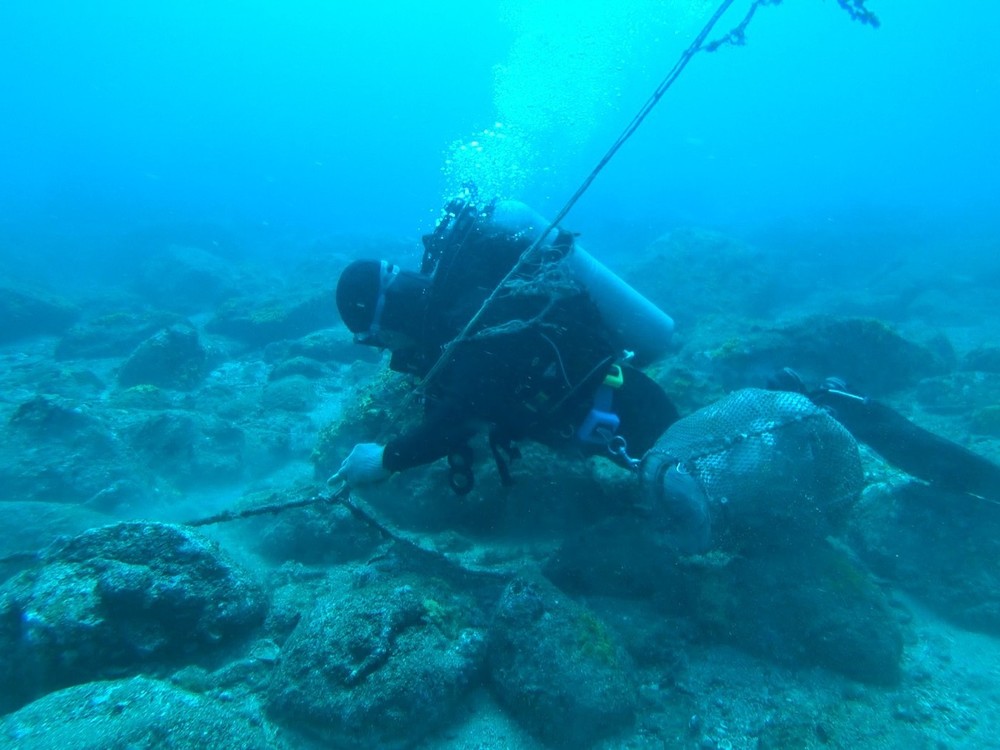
[447, 355, 634, 495]
[419, 197, 637, 495]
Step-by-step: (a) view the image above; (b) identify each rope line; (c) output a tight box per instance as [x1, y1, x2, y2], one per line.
[389, 0, 745, 423]
[0, 1, 884, 570]
[393, 0, 878, 425]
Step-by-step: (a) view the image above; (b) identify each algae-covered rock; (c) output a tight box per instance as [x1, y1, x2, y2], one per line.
[916, 372, 1000, 416]
[278, 327, 375, 364]
[249, 499, 383, 565]
[207, 290, 336, 347]
[55, 309, 183, 360]
[487, 573, 638, 749]
[117, 323, 207, 390]
[708, 315, 948, 395]
[551, 519, 902, 685]
[0, 676, 280, 750]
[544, 516, 680, 598]
[0, 501, 109, 579]
[703, 544, 904, 685]
[970, 405, 1000, 437]
[260, 374, 318, 412]
[267, 574, 486, 749]
[0, 521, 267, 712]
[108, 383, 173, 410]
[267, 354, 328, 381]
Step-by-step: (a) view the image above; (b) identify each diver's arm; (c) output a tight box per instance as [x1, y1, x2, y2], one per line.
[382, 402, 477, 473]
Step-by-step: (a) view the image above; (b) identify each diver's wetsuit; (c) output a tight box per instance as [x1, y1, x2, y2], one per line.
[380, 216, 677, 480]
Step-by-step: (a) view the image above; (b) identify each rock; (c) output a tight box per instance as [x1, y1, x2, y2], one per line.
[117, 323, 207, 390]
[267, 574, 486, 749]
[249, 500, 382, 565]
[915, 372, 1000, 416]
[544, 517, 680, 598]
[267, 355, 328, 381]
[0, 395, 138, 504]
[260, 375, 318, 412]
[678, 543, 903, 685]
[108, 383, 174, 410]
[970, 405, 1000, 437]
[0, 285, 77, 343]
[207, 291, 337, 347]
[487, 573, 638, 748]
[850, 479, 1000, 636]
[122, 410, 245, 488]
[55, 309, 183, 360]
[0, 521, 267, 712]
[279, 327, 376, 364]
[0, 676, 278, 750]
[963, 345, 1000, 373]
[7, 393, 107, 439]
[135, 244, 240, 313]
[707, 316, 949, 396]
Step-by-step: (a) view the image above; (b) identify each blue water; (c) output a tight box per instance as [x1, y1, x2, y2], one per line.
[2, 1, 996, 254]
[3, 3, 1000, 747]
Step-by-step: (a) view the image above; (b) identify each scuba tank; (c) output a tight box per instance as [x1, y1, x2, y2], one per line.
[489, 200, 675, 366]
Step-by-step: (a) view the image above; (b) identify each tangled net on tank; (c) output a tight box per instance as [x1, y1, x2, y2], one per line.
[465, 235, 582, 344]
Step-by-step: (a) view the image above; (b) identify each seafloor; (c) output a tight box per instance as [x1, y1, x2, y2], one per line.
[0, 219, 999, 749]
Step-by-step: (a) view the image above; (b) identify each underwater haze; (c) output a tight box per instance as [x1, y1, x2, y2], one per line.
[5, 2, 1000, 750]
[1, 0, 998, 254]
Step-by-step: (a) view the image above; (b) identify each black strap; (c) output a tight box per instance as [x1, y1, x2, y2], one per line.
[488, 426, 522, 487]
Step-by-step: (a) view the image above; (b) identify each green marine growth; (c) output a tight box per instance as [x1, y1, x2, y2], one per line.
[575, 610, 620, 667]
[421, 597, 465, 640]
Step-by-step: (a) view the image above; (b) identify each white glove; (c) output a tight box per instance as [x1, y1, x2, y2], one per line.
[333, 443, 390, 487]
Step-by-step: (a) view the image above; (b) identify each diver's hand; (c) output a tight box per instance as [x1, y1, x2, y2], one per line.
[332, 443, 390, 487]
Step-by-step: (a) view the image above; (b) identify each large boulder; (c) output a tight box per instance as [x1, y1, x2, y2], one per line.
[207, 291, 337, 347]
[267, 573, 486, 749]
[547, 521, 903, 686]
[487, 573, 638, 749]
[704, 315, 950, 396]
[0, 395, 138, 505]
[0, 521, 267, 712]
[55, 309, 183, 360]
[135, 244, 241, 313]
[0, 285, 77, 343]
[117, 323, 208, 390]
[683, 544, 904, 686]
[0, 676, 279, 750]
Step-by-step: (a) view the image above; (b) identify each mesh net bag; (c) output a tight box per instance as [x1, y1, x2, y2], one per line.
[640, 388, 864, 545]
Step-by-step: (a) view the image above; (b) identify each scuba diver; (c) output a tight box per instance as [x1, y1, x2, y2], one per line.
[332, 197, 680, 494]
[332, 196, 1000, 551]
